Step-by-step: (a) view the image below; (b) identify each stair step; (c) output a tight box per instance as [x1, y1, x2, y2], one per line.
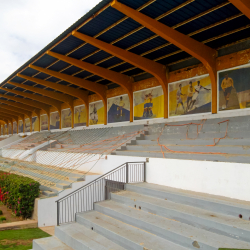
[55, 222, 125, 250]
[32, 236, 73, 250]
[76, 211, 189, 250]
[111, 190, 250, 243]
[95, 200, 250, 250]
[126, 183, 250, 218]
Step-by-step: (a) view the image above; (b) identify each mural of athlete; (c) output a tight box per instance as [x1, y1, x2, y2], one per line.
[189, 80, 211, 110]
[175, 84, 185, 114]
[221, 73, 234, 108]
[143, 91, 153, 117]
[90, 104, 98, 124]
[117, 96, 125, 117]
[186, 81, 194, 111]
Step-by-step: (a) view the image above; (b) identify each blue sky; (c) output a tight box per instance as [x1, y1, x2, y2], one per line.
[0, 0, 101, 83]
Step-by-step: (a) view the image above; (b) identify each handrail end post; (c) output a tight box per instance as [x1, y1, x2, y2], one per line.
[126, 162, 129, 183]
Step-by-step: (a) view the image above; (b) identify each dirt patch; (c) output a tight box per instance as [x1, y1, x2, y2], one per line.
[0, 239, 32, 246]
[0, 204, 24, 224]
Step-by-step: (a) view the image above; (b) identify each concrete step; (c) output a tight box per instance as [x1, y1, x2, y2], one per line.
[114, 150, 250, 163]
[95, 200, 250, 250]
[126, 183, 250, 218]
[76, 211, 189, 250]
[55, 222, 125, 250]
[32, 236, 73, 250]
[122, 144, 250, 154]
[111, 191, 250, 243]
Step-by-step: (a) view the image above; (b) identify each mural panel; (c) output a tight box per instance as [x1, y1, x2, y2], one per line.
[169, 75, 211, 117]
[19, 120, 23, 133]
[25, 118, 30, 132]
[13, 122, 17, 134]
[74, 105, 86, 127]
[50, 112, 60, 130]
[62, 109, 72, 128]
[8, 123, 12, 135]
[1, 125, 3, 135]
[32, 117, 39, 132]
[41, 115, 48, 131]
[4, 124, 7, 135]
[218, 65, 250, 111]
[134, 86, 164, 120]
[89, 101, 104, 125]
[108, 95, 130, 123]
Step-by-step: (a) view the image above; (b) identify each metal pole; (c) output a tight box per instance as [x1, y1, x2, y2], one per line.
[57, 201, 60, 226]
[126, 163, 129, 183]
[144, 162, 146, 182]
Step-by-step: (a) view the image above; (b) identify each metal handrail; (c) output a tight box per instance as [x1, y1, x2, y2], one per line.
[56, 161, 146, 225]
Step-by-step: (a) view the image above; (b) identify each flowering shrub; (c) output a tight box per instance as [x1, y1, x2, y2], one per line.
[0, 171, 40, 219]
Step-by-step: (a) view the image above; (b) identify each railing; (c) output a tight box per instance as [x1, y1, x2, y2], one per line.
[56, 162, 146, 225]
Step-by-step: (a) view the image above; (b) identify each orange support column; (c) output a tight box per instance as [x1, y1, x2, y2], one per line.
[72, 31, 169, 118]
[111, 0, 218, 114]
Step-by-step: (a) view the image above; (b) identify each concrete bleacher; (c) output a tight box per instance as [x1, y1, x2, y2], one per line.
[0, 157, 93, 197]
[112, 115, 250, 164]
[32, 182, 250, 250]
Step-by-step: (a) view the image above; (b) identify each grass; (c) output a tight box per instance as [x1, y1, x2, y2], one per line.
[0, 228, 50, 249]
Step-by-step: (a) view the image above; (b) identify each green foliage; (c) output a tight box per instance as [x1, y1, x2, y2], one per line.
[0, 209, 2, 215]
[0, 171, 40, 219]
[0, 216, 6, 221]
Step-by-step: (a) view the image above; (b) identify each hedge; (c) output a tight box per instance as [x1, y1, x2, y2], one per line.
[0, 171, 40, 219]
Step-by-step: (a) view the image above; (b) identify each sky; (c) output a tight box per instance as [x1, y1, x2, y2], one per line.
[0, 0, 101, 83]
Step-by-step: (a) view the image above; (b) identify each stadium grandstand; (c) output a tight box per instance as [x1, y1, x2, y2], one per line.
[1, 0, 250, 249]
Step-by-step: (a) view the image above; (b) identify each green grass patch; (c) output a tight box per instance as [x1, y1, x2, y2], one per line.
[0, 228, 50, 250]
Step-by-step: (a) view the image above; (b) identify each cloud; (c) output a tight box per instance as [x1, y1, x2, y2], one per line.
[0, 0, 101, 83]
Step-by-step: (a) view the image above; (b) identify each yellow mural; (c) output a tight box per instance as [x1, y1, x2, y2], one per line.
[50, 112, 60, 130]
[4, 124, 7, 135]
[32, 117, 39, 132]
[89, 101, 104, 125]
[18, 120, 23, 133]
[25, 118, 30, 132]
[134, 86, 164, 120]
[8, 123, 12, 135]
[41, 115, 48, 131]
[169, 75, 211, 117]
[62, 109, 72, 128]
[74, 105, 86, 127]
[1, 125, 3, 135]
[13, 122, 17, 134]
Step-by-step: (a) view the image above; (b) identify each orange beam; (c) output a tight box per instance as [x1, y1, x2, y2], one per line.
[7, 82, 62, 112]
[0, 103, 32, 117]
[111, 0, 218, 114]
[72, 30, 168, 118]
[14, 77, 75, 107]
[29, 64, 108, 125]
[0, 108, 25, 121]
[47, 51, 134, 122]
[0, 97, 40, 117]
[229, 0, 250, 19]
[0, 112, 18, 123]
[19, 71, 89, 126]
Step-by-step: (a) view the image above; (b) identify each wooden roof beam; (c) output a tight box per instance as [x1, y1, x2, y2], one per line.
[111, 0, 218, 114]
[0, 97, 40, 117]
[229, 0, 250, 19]
[29, 64, 108, 125]
[19, 71, 90, 126]
[72, 31, 168, 118]
[46, 51, 134, 122]
[0, 103, 32, 118]
[10, 79, 74, 109]
[4, 84, 62, 112]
